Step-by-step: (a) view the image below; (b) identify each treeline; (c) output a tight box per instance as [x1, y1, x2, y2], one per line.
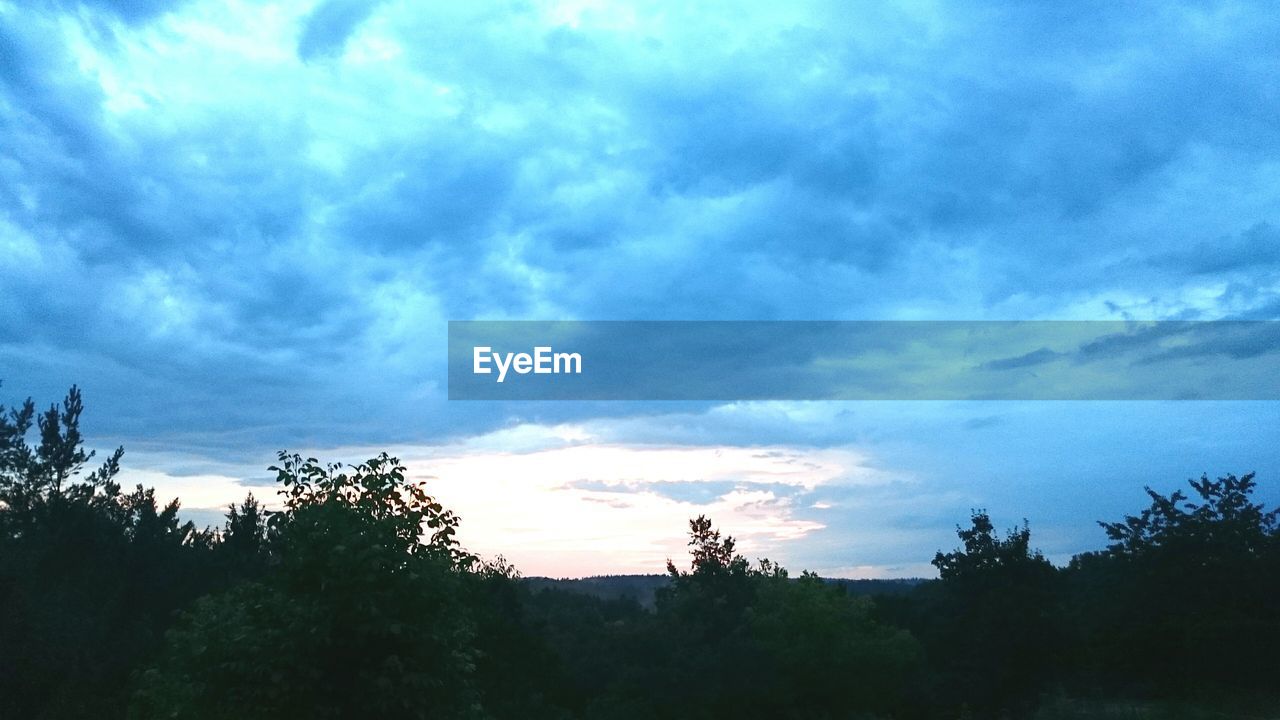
[522, 575, 923, 610]
[1, 386, 1278, 719]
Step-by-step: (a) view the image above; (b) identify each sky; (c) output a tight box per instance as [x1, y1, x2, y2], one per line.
[2, 0, 1279, 577]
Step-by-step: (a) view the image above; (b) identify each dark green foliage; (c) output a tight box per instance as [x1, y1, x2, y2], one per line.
[1067, 473, 1280, 696]
[743, 570, 920, 718]
[1099, 473, 1278, 557]
[523, 574, 922, 610]
[521, 587, 651, 717]
[521, 574, 671, 608]
[0, 386, 215, 718]
[601, 516, 922, 719]
[133, 452, 485, 720]
[465, 561, 577, 720]
[917, 512, 1066, 716]
[3, 383, 1278, 719]
[215, 493, 267, 577]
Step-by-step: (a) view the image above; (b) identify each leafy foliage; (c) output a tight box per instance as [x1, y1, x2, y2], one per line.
[0, 386, 214, 718]
[1099, 472, 1278, 557]
[631, 516, 920, 719]
[905, 511, 1066, 716]
[134, 452, 484, 720]
[1069, 474, 1280, 694]
[3, 383, 1278, 719]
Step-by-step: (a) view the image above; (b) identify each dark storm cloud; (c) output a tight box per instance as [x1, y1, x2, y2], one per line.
[1, 0, 1279, 458]
[979, 348, 1063, 371]
[297, 0, 390, 61]
[333, 138, 520, 254]
[1156, 223, 1280, 276]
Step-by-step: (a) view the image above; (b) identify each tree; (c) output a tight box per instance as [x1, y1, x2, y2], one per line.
[133, 452, 485, 720]
[745, 571, 919, 718]
[0, 384, 214, 718]
[1099, 472, 1278, 558]
[0, 384, 124, 511]
[646, 516, 919, 720]
[1069, 473, 1280, 694]
[660, 514, 756, 640]
[671, 514, 751, 576]
[933, 511, 1049, 584]
[924, 510, 1063, 716]
[222, 493, 266, 557]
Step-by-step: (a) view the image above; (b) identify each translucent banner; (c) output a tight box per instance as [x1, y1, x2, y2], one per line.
[447, 321, 1280, 400]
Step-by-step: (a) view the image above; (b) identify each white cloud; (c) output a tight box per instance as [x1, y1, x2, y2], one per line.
[5, 0, 1280, 579]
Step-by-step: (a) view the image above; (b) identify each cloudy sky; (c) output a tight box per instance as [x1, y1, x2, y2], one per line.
[2, 0, 1279, 577]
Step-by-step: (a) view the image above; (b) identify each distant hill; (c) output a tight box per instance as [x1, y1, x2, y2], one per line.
[820, 577, 929, 596]
[523, 574, 671, 608]
[522, 574, 927, 609]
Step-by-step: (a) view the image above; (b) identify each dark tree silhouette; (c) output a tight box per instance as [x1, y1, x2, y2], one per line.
[0, 385, 213, 718]
[5, 382, 1279, 719]
[920, 511, 1064, 717]
[1069, 473, 1280, 697]
[133, 452, 484, 719]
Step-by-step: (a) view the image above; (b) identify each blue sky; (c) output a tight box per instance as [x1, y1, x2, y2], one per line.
[2, 0, 1279, 576]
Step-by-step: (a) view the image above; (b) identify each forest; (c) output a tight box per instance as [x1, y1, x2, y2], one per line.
[1, 386, 1277, 719]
